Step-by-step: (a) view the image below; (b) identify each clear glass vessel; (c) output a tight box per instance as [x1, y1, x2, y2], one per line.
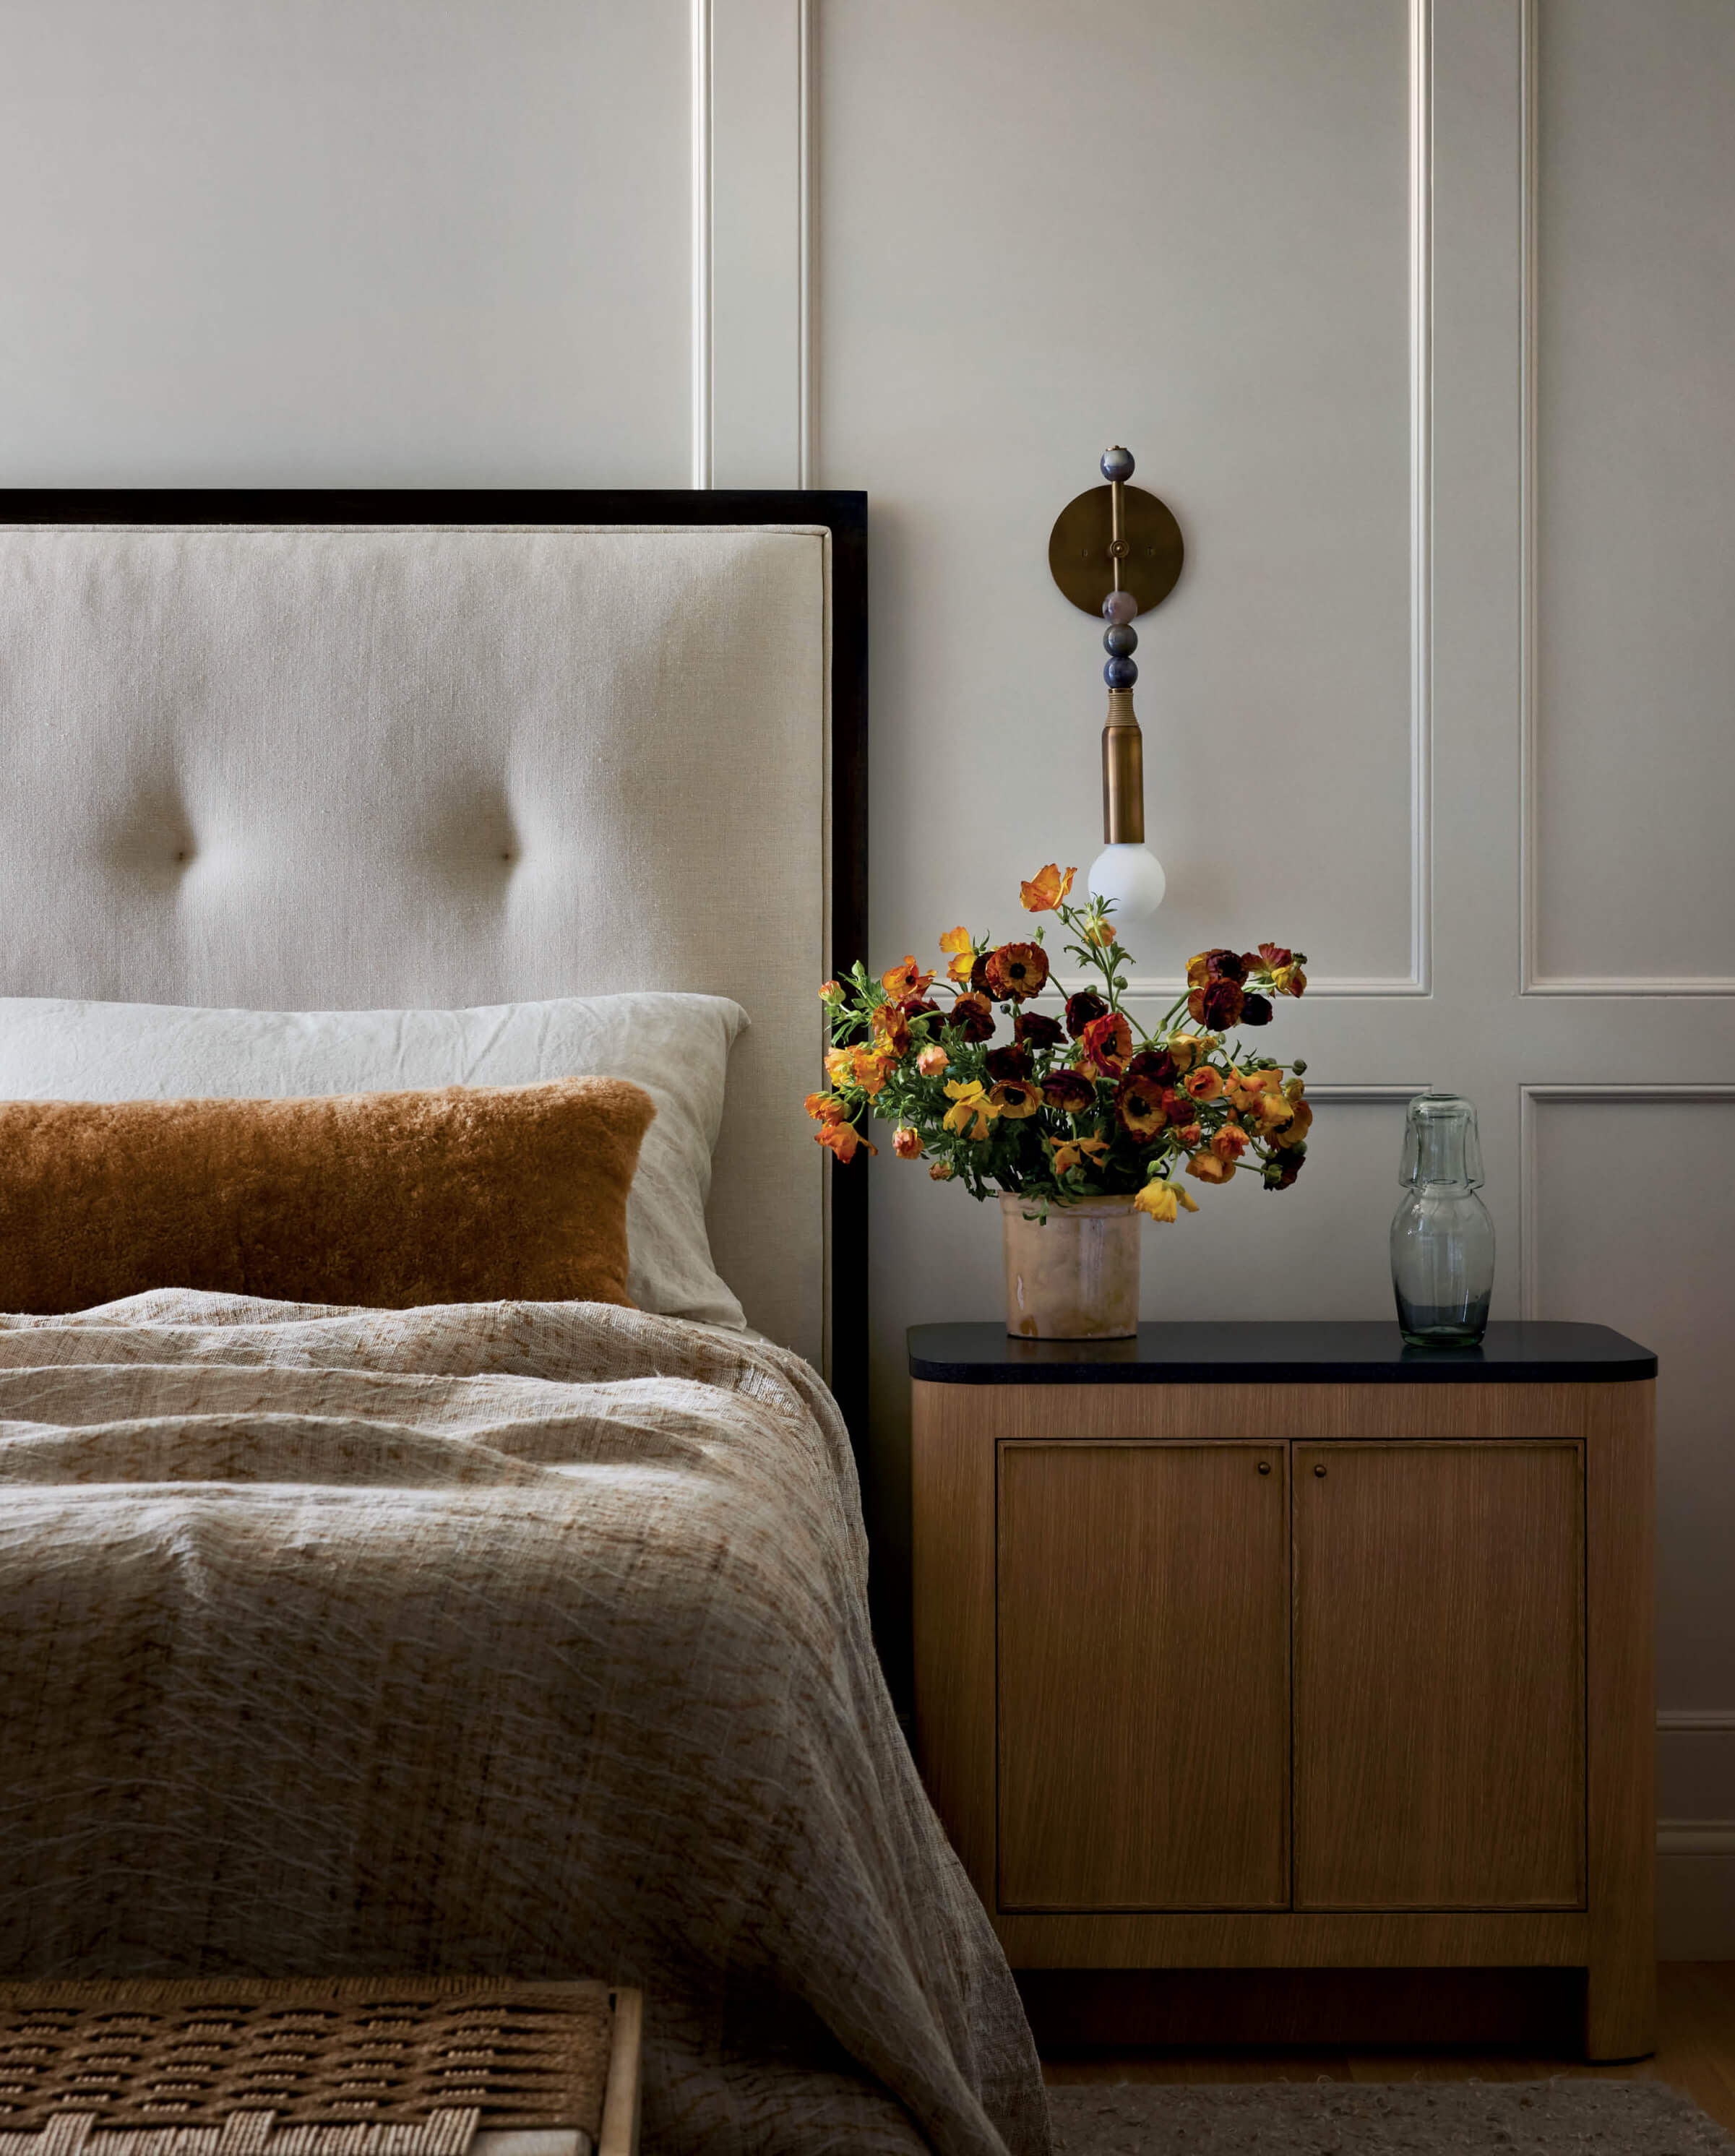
[1390, 1092, 1495, 1348]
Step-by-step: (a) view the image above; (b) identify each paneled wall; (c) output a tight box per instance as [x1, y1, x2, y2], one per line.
[1, 0, 1731, 1949]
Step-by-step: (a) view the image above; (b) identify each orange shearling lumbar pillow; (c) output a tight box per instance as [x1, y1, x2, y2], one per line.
[0, 1078, 655, 1315]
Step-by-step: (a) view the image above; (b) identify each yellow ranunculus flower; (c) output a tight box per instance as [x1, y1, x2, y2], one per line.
[942, 1078, 1001, 1141]
[1163, 1032, 1218, 1074]
[1134, 1180, 1179, 1223]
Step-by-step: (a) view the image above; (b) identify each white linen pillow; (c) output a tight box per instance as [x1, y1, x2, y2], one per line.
[0, 993, 749, 1328]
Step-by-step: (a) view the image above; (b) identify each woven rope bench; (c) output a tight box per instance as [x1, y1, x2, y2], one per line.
[0, 1981, 641, 2156]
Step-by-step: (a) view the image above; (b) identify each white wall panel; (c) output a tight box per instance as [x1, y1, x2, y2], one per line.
[817, 0, 1416, 993]
[1528, 0, 1735, 990]
[0, 0, 691, 486]
[1528, 1093, 1735, 1780]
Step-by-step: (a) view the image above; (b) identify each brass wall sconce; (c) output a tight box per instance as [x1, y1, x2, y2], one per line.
[1049, 446, 1184, 928]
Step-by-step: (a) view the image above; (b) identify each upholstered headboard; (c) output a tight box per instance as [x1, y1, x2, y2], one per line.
[0, 491, 867, 1423]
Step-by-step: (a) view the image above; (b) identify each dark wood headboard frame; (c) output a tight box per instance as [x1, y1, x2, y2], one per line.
[0, 486, 869, 1453]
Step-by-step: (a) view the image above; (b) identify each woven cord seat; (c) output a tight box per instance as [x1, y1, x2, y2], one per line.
[0, 1983, 641, 2156]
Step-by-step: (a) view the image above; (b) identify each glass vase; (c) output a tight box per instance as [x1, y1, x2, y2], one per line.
[1001, 1193, 1141, 1340]
[1390, 1092, 1495, 1348]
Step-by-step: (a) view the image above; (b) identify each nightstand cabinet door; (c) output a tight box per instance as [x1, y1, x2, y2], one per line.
[1293, 1441, 1586, 1911]
[996, 1441, 1289, 1911]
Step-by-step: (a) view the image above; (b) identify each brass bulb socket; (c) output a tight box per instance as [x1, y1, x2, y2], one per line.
[1101, 687, 1145, 844]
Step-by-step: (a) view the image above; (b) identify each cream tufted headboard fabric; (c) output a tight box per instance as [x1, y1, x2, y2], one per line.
[0, 493, 868, 1407]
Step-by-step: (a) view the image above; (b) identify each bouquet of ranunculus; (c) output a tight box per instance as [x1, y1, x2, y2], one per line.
[806, 863, 1311, 1222]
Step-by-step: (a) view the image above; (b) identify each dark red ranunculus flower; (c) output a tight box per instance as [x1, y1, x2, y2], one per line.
[1015, 1010, 1065, 1051]
[984, 1043, 1034, 1084]
[1125, 1048, 1178, 1087]
[1254, 943, 1293, 973]
[1187, 946, 1248, 986]
[969, 951, 993, 995]
[1263, 1145, 1306, 1191]
[1064, 990, 1108, 1039]
[1041, 1067, 1098, 1113]
[1159, 1087, 1193, 1124]
[1239, 993, 1274, 1027]
[1189, 978, 1246, 1030]
[983, 941, 1051, 1001]
[897, 995, 941, 1025]
[945, 991, 996, 1043]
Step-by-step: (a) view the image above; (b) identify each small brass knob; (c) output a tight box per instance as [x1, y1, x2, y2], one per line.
[1314, 1462, 1327, 1478]
[1257, 1461, 1272, 1476]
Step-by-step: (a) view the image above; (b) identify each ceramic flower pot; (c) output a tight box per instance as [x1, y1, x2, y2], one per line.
[1001, 1191, 1140, 1340]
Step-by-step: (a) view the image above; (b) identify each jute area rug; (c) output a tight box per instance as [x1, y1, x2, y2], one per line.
[1047, 2077, 1735, 2153]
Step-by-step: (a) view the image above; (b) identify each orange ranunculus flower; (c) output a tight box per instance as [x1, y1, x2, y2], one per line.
[942, 1078, 1001, 1140]
[1273, 962, 1306, 998]
[819, 979, 843, 1003]
[1082, 915, 1116, 948]
[916, 1043, 950, 1077]
[871, 1002, 912, 1057]
[983, 941, 1050, 1001]
[805, 1090, 848, 1124]
[881, 954, 935, 1001]
[824, 1047, 852, 1087]
[1078, 1011, 1132, 1077]
[1114, 1072, 1168, 1142]
[816, 1118, 874, 1162]
[1176, 1120, 1204, 1148]
[892, 1125, 923, 1160]
[939, 925, 977, 984]
[1224, 1067, 1279, 1114]
[929, 1160, 955, 1181]
[1050, 1134, 1110, 1178]
[1248, 1090, 1295, 1137]
[1184, 1066, 1223, 1103]
[1164, 1032, 1218, 1072]
[1273, 1079, 1314, 1150]
[1187, 1150, 1235, 1184]
[989, 1078, 1043, 1119]
[851, 1047, 895, 1096]
[1019, 863, 1077, 913]
[1211, 1124, 1249, 1163]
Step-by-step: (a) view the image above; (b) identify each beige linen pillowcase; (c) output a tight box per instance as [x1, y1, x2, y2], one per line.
[0, 1077, 655, 1316]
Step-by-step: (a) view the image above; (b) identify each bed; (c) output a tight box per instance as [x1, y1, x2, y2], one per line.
[0, 493, 1046, 2156]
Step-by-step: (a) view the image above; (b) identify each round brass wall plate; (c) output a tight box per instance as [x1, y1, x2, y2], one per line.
[1048, 483, 1184, 618]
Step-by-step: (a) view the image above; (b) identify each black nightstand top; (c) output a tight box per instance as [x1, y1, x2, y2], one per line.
[907, 1320, 1657, 1385]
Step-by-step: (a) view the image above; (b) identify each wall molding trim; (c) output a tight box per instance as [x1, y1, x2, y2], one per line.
[1516, 0, 1735, 999]
[690, 0, 715, 489]
[1659, 1709, 1735, 1735]
[1519, 1083, 1735, 1316]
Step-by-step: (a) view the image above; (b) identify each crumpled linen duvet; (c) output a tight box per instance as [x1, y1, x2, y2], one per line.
[0, 1292, 1049, 2156]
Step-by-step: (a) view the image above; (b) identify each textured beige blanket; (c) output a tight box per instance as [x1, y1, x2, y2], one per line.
[0, 1294, 1049, 2156]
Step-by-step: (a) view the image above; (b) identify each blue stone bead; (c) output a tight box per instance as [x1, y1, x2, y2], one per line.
[1101, 589, 1137, 626]
[1103, 623, 1137, 657]
[1100, 445, 1135, 482]
[1103, 655, 1138, 689]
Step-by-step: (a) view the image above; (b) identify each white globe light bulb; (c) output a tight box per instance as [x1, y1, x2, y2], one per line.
[1088, 842, 1166, 932]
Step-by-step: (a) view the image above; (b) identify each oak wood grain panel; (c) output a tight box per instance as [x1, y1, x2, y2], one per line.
[997, 1441, 1288, 1910]
[993, 1907, 1588, 1969]
[1294, 1441, 1586, 1911]
[1584, 1381, 1657, 2061]
[940, 1383, 1593, 1444]
[910, 1379, 997, 1900]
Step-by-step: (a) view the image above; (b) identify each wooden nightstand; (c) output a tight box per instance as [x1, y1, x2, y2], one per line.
[909, 1320, 1657, 2061]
